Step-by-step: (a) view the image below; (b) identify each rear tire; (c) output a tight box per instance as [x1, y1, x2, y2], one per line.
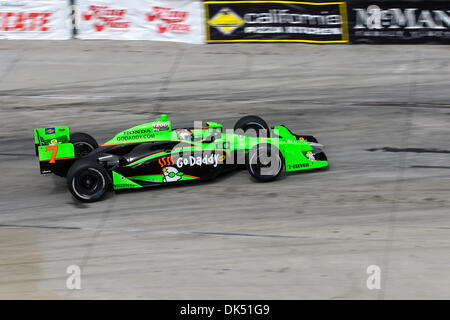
[67, 161, 110, 202]
[247, 144, 284, 182]
[71, 132, 98, 158]
[234, 115, 270, 137]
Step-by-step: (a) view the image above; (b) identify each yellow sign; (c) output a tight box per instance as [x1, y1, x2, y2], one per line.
[208, 8, 245, 35]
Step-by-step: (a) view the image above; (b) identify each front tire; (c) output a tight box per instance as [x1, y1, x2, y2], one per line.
[234, 115, 270, 137]
[247, 144, 284, 182]
[67, 161, 110, 202]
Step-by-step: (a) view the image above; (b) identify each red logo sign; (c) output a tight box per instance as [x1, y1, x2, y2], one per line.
[146, 6, 190, 34]
[82, 5, 130, 32]
[158, 156, 174, 167]
[0, 12, 51, 32]
[152, 122, 170, 131]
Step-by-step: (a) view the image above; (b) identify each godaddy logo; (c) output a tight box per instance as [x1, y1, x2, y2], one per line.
[176, 154, 221, 168]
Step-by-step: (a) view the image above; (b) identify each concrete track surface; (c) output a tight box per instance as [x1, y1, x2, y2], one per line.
[0, 41, 449, 299]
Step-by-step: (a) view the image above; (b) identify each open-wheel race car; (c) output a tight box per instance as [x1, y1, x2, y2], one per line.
[34, 115, 328, 202]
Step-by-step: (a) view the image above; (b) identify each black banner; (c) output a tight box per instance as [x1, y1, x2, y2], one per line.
[0, 300, 441, 318]
[348, 1, 450, 43]
[204, 1, 349, 43]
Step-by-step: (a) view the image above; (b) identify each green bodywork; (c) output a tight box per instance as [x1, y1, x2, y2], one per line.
[37, 143, 75, 162]
[34, 114, 328, 186]
[112, 170, 199, 189]
[34, 126, 75, 174]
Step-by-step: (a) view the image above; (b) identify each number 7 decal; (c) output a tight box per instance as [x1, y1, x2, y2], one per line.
[45, 145, 59, 163]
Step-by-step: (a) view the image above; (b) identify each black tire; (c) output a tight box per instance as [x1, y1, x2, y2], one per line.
[234, 115, 270, 137]
[247, 144, 284, 182]
[67, 161, 110, 202]
[71, 132, 98, 158]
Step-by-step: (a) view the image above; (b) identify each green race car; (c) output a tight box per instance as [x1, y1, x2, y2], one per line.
[34, 115, 328, 202]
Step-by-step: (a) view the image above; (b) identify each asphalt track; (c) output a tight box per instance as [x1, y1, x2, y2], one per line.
[0, 41, 449, 299]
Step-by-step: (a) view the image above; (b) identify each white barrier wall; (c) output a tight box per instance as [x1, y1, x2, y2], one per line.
[76, 0, 204, 44]
[0, 0, 72, 40]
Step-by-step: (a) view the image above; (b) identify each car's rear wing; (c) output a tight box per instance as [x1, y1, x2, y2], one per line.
[34, 126, 75, 175]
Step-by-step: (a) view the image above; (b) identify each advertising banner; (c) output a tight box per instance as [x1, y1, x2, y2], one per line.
[76, 0, 142, 40]
[348, 1, 450, 44]
[0, 0, 72, 40]
[76, 0, 204, 44]
[204, 1, 349, 43]
[144, 0, 204, 44]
